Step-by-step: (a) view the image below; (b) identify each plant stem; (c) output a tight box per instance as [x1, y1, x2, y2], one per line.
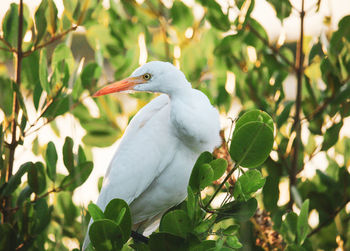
[288, 0, 305, 209]
[3, 0, 24, 223]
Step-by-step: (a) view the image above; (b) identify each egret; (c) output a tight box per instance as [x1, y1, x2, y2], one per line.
[83, 61, 221, 248]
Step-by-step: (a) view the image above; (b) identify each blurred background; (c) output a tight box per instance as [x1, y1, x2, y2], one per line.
[1, 0, 350, 250]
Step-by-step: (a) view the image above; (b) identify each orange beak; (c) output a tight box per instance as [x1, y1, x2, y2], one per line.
[92, 76, 146, 97]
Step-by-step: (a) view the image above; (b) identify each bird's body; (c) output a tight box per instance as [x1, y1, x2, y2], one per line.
[83, 61, 220, 248]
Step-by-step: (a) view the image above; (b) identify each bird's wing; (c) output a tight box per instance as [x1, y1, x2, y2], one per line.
[96, 94, 176, 210]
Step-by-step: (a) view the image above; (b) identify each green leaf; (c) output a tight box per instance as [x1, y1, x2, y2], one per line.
[45, 141, 57, 182]
[280, 212, 298, 244]
[266, 0, 292, 21]
[2, 3, 19, 47]
[262, 175, 279, 212]
[60, 161, 93, 190]
[222, 225, 240, 235]
[89, 219, 123, 251]
[0, 223, 17, 251]
[199, 164, 214, 189]
[46, 0, 58, 35]
[210, 158, 227, 180]
[234, 169, 266, 201]
[230, 121, 274, 168]
[234, 109, 274, 133]
[104, 199, 131, 243]
[216, 198, 257, 222]
[1, 162, 31, 196]
[193, 216, 216, 234]
[149, 232, 187, 251]
[297, 199, 310, 246]
[186, 186, 197, 221]
[16, 185, 33, 206]
[51, 43, 75, 73]
[170, 1, 194, 30]
[159, 210, 192, 238]
[32, 198, 50, 234]
[226, 236, 243, 249]
[28, 162, 47, 195]
[202, 0, 230, 31]
[34, 0, 48, 45]
[39, 48, 50, 93]
[321, 121, 343, 151]
[189, 152, 213, 192]
[78, 145, 87, 164]
[88, 203, 105, 221]
[63, 136, 74, 172]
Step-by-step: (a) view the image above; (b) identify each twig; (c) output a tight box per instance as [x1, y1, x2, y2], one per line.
[288, 0, 305, 209]
[3, 0, 24, 224]
[22, 25, 78, 57]
[0, 36, 17, 53]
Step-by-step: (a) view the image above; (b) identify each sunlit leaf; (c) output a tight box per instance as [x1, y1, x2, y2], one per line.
[89, 219, 123, 251]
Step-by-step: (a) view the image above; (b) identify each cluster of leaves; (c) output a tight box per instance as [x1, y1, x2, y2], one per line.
[86, 109, 275, 250]
[0, 137, 92, 250]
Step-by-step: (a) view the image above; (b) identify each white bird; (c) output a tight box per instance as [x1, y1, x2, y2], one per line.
[83, 61, 221, 248]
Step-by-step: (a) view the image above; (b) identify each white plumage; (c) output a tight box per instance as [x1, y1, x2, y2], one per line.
[83, 61, 221, 248]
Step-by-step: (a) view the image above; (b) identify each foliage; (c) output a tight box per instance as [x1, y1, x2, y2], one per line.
[0, 0, 350, 250]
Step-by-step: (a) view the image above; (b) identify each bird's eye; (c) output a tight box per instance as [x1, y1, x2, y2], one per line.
[143, 73, 152, 80]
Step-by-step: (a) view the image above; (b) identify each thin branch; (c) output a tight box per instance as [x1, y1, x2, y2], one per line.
[3, 0, 24, 224]
[308, 198, 350, 238]
[288, 0, 305, 209]
[0, 36, 17, 53]
[22, 25, 78, 57]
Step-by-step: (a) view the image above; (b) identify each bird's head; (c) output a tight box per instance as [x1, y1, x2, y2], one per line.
[92, 61, 191, 97]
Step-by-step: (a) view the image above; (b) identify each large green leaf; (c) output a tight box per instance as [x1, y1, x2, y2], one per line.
[89, 219, 124, 251]
[28, 162, 47, 195]
[159, 210, 192, 238]
[104, 199, 132, 243]
[230, 121, 274, 168]
[45, 141, 57, 182]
